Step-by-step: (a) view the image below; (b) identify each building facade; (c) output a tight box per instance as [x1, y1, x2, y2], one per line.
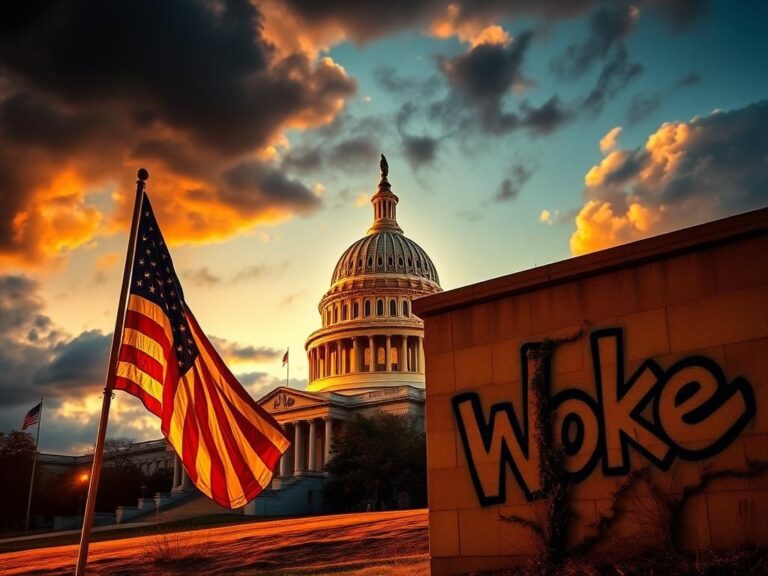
[255, 155, 442, 487]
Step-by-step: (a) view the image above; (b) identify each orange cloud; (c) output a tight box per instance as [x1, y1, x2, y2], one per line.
[570, 200, 663, 255]
[570, 101, 768, 256]
[429, 4, 510, 46]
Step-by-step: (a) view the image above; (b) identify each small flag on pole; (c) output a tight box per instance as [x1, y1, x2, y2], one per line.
[282, 349, 289, 367]
[112, 191, 290, 509]
[22, 402, 42, 431]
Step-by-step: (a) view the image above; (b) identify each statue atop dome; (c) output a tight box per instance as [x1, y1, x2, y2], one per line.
[380, 154, 388, 178]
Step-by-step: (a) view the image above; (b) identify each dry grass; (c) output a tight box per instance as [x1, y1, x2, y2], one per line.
[479, 546, 768, 576]
[0, 509, 428, 576]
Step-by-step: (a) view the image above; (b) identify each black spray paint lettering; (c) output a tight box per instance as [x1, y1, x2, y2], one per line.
[452, 328, 756, 506]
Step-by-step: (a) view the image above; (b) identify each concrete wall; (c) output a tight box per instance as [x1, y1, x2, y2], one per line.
[415, 209, 768, 575]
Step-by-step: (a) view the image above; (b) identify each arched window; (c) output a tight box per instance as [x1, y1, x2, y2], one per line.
[402, 300, 409, 317]
[376, 299, 384, 316]
[353, 301, 360, 318]
[364, 300, 371, 317]
[342, 304, 348, 321]
[367, 256, 373, 269]
[389, 299, 397, 316]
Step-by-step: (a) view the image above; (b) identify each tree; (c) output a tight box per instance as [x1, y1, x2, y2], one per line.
[90, 437, 144, 511]
[324, 412, 426, 511]
[0, 431, 36, 531]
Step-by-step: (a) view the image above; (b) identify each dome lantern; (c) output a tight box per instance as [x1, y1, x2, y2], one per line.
[367, 154, 403, 235]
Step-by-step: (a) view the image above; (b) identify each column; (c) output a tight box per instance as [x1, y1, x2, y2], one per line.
[280, 424, 291, 477]
[294, 421, 305, 474]
[352, 338, 359, 373]
[368, 336, 375, 372]
[400, 336, 407, 372]
[385, 336, 392, 372]
[181, 468, 191, 490]
[341, 341, 347, 374]
[173, 453, 181, 489]
[308, 419, 318, 471]
[324, 343, 329, 377]
[418, 336, 424, 373]
[324, 417, 333, 467]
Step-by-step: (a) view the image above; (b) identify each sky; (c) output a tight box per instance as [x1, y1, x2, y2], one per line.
[0, 0, 766, 454]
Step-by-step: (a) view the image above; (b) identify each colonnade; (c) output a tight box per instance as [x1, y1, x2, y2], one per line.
[172, 453, 192, 492]
[308, 335, 424, 383]
[279, 417, 336, 476]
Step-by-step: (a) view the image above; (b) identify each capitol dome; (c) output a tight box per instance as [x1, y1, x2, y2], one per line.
[305, 155, 442, 393]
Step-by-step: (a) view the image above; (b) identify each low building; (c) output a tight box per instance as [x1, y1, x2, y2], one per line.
[415, 208, 768, 575]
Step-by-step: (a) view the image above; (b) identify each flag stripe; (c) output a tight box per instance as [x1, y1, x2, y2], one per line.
[121, 327, 166, 367]
[127, 294, 174, 339]
[196, 358, 254, 505]
[118, 344, 164, 384]
[189, 363, 230, 506]
[197, 353, 270, 495]
[196, 342, 283, 487]
[116, 361, 163, 401]
[188, 312, 290, 451]
[114, 377, 162, 417]
[123, 310, 171, 356]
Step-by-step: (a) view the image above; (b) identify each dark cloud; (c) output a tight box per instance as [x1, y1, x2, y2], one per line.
[580, 46, 644, 116]
[646, 0, 709, 32]
[185, 267, 222, 287]
[374, 66, 441, 99]
[675, 71, 702, 89]
[0, 0, 355, 262]
[549, 6, 643, 117]
[208, 337, 283, 363]
[495, 162, 536, 202]
[626, 93, 662, 124]
[328, 136, 380, 169]
[402, 136, 440, 168]
[35, 331, 111, 393]
[279, 114, 389, 176]
[552, 5, 637, 78]
[0, 275, 104, 407]
[222, 161, 321, 212]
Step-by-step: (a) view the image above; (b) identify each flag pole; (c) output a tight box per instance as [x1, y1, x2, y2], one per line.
[75, 169, 148, 576]
[24, 397, 43, 532]
[286, 347, 290, 388]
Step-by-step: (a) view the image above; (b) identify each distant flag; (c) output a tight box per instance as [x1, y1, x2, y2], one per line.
[282, 349, 289, 367]
[22, 402, 41, 430]
[112, 190, 291, 508]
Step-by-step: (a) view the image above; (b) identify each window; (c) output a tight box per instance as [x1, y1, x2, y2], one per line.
[367, 256, 373, 269]
[376, 299, 384, 316]
[377, 346, 385, 365]
[388, 256, 393, 267]
[391, 347, 399, 367]
[364, 300, 371, 317]
[402, 300, 409, 317]
[389, 299, 397, 316]
[377, 256, 383, 267]
[326, 310, 331, 325]
[353, 301, 360, 318]
[364, 347, 371, 366]
[333, 307, 338, 323]
[342, 304, 348, 321]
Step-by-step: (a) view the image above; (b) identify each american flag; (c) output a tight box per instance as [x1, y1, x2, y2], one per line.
[22, 402, 41, 430]
[282, 349, 289, 367]
[114, 192, 290, 508]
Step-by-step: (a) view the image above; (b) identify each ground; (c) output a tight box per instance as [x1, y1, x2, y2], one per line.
[0, 509, 429, 575]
